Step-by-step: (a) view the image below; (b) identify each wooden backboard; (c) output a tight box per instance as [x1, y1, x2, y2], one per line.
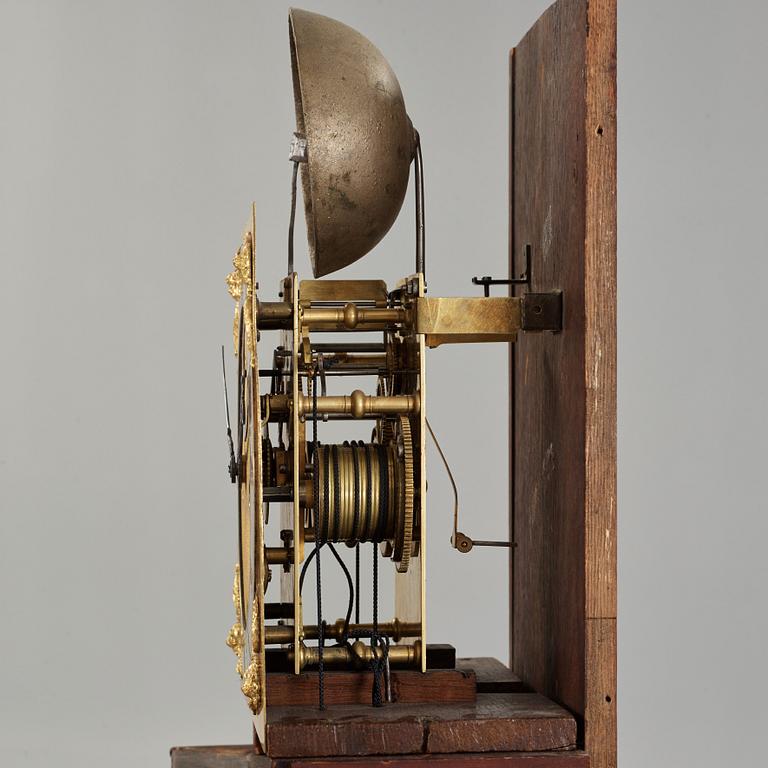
[510, 1, 617, 766]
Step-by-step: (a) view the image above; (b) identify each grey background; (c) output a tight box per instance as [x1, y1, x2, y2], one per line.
[0, 1, 765, 766]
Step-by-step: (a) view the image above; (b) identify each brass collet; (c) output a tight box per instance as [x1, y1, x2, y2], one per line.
[264, 619, 420, 646]
[302, 303, 407, 330]
[297, 390, 420, 419]
[293, 640, 422, 670]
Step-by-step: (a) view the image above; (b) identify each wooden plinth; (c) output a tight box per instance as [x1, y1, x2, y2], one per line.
[266, 693, 576, 758]
[171, 747, 589, 768]
[171, 663, 578, 763]
[260, 659, 574, 757]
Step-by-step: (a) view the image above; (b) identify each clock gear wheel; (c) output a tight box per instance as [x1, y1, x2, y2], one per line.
[390, 414, 415, 573]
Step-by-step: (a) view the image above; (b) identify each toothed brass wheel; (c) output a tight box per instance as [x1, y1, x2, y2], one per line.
[390, 414, 414, 573]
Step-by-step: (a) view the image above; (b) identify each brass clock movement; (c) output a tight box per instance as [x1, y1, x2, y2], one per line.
[204, 5, 615, 764]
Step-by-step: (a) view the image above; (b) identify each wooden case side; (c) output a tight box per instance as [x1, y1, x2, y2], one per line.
[583, 1, 617, 765]
[510, 1, 616, 766]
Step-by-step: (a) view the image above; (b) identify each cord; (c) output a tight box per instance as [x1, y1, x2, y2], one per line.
[326, 543, 354, 642]
[288, 161, 299, 275]
[414, 131, 425, 281]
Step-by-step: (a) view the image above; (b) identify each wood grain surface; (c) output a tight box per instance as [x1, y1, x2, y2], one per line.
[512, 0, 589, 715]
[266, 668, 476, 707]
[170, 746, 271, 768]
[455, 658, 525, 693]
[509, 1, 616, 767]
[265, 694, 576, 758]
[172, 746, 590, 768]
[285, 755, 589, 768]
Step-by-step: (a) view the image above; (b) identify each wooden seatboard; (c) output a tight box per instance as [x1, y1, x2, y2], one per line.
[267, 657, 522, 706]
[266, 668, 476, 707]
[456, 658, 525, 693]
[265, 693, 576, 758]
[509, 1, 616, 767]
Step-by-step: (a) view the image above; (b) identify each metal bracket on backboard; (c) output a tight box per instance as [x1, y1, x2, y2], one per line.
[521, 291, 562, 332]
[472, 244, 533, 295]
[471, 244, 562, 332]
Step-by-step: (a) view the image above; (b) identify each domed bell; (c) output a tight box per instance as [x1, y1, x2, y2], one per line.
[289, 8, 416, 277]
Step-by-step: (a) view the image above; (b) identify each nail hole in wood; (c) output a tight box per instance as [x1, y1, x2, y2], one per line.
[596, 125, 604, 136]
[605, 695, 612, 703]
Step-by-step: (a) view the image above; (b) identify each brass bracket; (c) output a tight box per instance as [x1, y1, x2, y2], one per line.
[413, 290, 562, 348]
[414, 295, 521, 347]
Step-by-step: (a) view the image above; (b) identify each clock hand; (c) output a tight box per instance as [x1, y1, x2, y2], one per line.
[221, 345, 238, 483]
